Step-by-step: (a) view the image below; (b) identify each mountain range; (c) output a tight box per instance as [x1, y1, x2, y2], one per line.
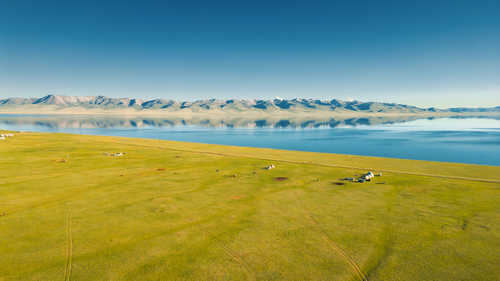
[1, 95, 499, 114]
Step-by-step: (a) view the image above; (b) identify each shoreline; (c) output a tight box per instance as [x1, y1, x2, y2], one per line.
[2, 129, 500, 168]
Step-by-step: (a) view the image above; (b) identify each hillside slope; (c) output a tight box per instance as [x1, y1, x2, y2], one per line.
[0, 132, 499, 280]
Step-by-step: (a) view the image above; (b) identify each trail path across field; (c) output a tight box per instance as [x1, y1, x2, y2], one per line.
[63, 211, 73, 281]
[293, 191, 368, 281]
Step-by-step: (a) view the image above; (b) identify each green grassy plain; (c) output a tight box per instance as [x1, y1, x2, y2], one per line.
[0, 132, 499, 281]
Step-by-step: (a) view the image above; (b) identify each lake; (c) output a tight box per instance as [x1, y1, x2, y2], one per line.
[1, 114, 499, 166]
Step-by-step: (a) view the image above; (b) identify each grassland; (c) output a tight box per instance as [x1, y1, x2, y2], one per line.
[0, 131, 499, 281]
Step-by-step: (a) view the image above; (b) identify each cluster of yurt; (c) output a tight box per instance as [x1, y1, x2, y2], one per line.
[0, 133, 14, 140]
[357, 171, 382, 183]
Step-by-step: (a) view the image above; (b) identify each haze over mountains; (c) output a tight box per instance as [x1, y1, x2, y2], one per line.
[1, 95, 499, 114]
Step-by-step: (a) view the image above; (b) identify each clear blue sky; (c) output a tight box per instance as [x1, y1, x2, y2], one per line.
[1, 0, 499, 107]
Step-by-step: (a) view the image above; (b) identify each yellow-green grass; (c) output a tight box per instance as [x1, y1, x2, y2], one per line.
[0, 131, 499, 281]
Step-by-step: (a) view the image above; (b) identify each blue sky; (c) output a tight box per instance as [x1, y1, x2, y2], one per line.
[1, 0, 499, 107]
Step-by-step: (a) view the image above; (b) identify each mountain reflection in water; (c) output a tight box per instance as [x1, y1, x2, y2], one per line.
[0, 115, 485, 129]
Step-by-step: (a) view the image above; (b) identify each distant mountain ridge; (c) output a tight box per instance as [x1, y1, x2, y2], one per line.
[1, 94, 499, 114]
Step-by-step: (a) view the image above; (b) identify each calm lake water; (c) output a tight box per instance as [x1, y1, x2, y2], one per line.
[1, 115, 500, 166]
